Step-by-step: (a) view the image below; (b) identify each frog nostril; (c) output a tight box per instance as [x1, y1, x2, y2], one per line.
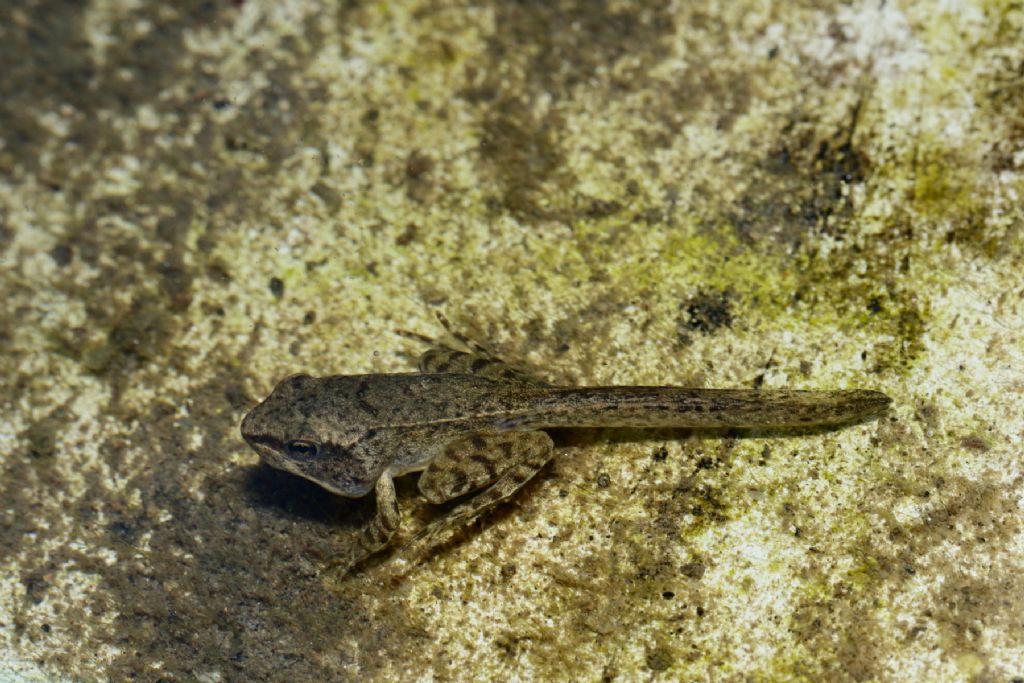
[240, 410, 256, 436]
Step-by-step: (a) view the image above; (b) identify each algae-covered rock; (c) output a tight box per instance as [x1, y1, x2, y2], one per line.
[1, 1, 1022, 681]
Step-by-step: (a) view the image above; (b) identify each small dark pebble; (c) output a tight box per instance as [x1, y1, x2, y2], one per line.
[269, 277, 284, 298]
[596, 472, 611, 488]
[50, 244, 73, 266]
[661, 591, 674, 599]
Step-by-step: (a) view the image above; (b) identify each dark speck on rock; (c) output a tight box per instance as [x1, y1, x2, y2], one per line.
[223, 382, 250, 411]
[395, 223, 418, 246]
[597, 472, 611, 488]
[23, 574, 49, 604]
[959, 434, 988, 451]
[645, 646, 673, 672]
[50, 244, 73, 266]
[679, 289, 733, 337]
[108, 521, 137, 544]
[405, 150, 433, 180]
[680, 561, 705, 579]
[269, 277, 284, 298]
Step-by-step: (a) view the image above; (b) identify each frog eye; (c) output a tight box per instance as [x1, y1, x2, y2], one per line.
[284, 440, 319, 460]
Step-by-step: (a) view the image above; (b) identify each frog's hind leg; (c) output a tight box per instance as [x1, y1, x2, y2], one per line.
[418, 432, 552, 503]
[418, 346, 548, 385]
[402, 430, 554, 557]
[397, 313, 549, 385]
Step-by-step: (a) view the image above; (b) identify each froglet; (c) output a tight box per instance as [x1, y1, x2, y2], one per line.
[241, 322, 890, 570]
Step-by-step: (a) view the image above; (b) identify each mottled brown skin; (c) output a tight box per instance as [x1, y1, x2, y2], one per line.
[241, 329, 891, 571]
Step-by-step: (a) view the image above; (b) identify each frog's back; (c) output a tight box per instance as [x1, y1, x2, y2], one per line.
[313, 372, 530, 430]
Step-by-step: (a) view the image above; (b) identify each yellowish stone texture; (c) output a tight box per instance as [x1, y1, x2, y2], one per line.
[1, 1, 1021, 681]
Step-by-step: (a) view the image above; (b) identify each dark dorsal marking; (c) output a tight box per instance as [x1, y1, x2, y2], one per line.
[355, 380, 380, 417]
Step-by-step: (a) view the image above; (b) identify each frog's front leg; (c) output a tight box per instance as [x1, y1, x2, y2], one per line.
[402, 430, 555, 557]
[360, 471, 401, 554]
[329, 471, 400, 573]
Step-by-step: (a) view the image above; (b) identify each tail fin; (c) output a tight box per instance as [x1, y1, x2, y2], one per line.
[521, 387, 890, 430]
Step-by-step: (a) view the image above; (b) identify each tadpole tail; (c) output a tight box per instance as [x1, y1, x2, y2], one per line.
[524, 387, 892, 430]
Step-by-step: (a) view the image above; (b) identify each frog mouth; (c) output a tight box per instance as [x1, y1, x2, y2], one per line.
[241, 438, 357, 497]
[249, 442, 287, 470]
[269, 458, 363, 498]
[241, 434, 291, 471]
